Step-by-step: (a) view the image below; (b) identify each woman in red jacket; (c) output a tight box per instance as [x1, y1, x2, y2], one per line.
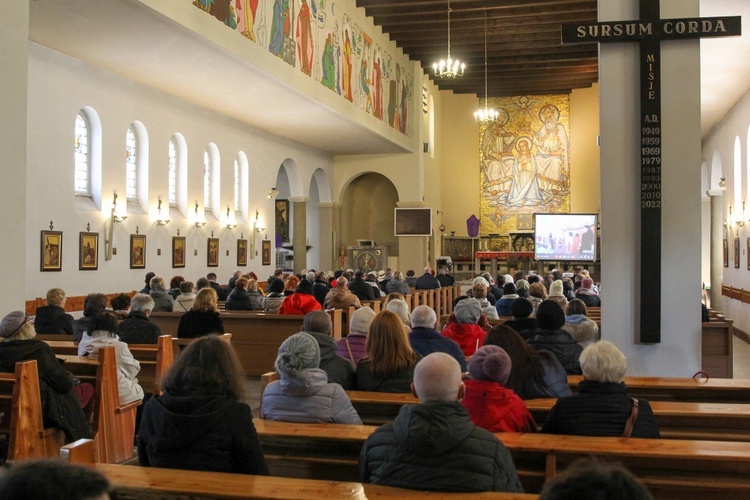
[462, 344, 537, 433]
[278, 279, 322, 315]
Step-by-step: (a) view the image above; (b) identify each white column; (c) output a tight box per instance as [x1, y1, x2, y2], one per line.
[707, 189, 724, 311]
[290, 197, 309, 273]
[0, 3, 29, 310]
[599, 0, 701, 375]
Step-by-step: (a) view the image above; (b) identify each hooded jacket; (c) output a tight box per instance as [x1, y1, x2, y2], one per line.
[261, 368, 361, 424]
[173, 293, 196, 313]
[494, 294, 519, 317]
[408, 327, 467, 372]
[78, 332, 144, 405]
[527, 329, 583, 375]
[0, 339, 91, 442]
[462, 380, 537, 433]
[33, 305, 74, 335]
[324, 287, 362, 310]
[441, 322, 486, 357]
[278, 292, 322, 315]
[562, 314, 600, 348]
[150, 289, 174, 312]
[305, 331, 356, 389]
[359, 401, 523, 493]
[138, 391, 269, 475]
[225, 288, 261, 311]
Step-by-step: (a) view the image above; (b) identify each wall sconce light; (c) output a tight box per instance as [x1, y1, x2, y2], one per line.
[156, 198, 170, 226]
[105, 192, 126, 261]
[225, 205, 237, 230]
[254, 210, 265, 233]
[267, 187, 279, 199]
[251, 209, 265, 257]
[719, 177, 727, 190]
[112, 192, 127, 223]
[194, 201, 206, 228]
[739, 201, 746, 227]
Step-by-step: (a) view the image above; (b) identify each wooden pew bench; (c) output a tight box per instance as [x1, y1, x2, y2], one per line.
[252, 419, 750, 496]
[0, 360, 64, 461]
[62, 439, 535, 500]
[58, 347, 140, 463]
[568, 375, 750, 403]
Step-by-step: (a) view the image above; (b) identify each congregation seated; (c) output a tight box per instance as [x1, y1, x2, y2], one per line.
[408, 305, 467, 372]
[385, 270, 410, 295]
[384, 299, 411, 333]
[562, 299, 599, 348]
[575, 277, 601, 307]
[324, 277, 362, 310]
[503, 298, 538, 340]
[359, 352, 523, 493]
[33, 287, 74, 335]
[138, 335, 269, 474]
[177, 288, 224, 339]
[541, 341, 660, 438]
[442, 299, 487, 357]
[365, 271, 385, 297]
[527, 282, 547, 317]
[225, 277, 262, 311]
[349, 270, 376, 301]
[278, 279, 321, 315]
[283, 275, 300, 296]
[445, 295, 491, 332]
[436, 266, 455, 288]
[109, 293, 131, 321]
[139, 271, 156, 295]
[299, 311, 355, 389]
[311, 270, 332, 306]
[207, 272, 227, 301]
[472, 281, 499, 320]
[115, 293, 162, 344]
[167, 275, 185, 301]
[527, 301, 583, 375]
[403, 269, 417, 288]
[539, 457, 653, 500]
[356, 310, 421, 393]
[462, 345, 536, 433]
[262, 332, 361, 424]
[336, 306, 376, 365]
[0, 310, 92, 442]
[483, 325, 572, 400]
[78, 310, 144, 405]
[261, 278, 285, 313]
[495, 283, 519, 318]
[149, 276, 174, 313]
[415, 266, 441, 290]
[0, 459, 112, 500]
[172, 280, 196, 312]
[73, 293, 108, 341]
[515, 279, 530, 299]
[547, 280, 569, 311]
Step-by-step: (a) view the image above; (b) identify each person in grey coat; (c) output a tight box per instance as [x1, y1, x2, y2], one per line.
[300, 311, 356, 389]
[149, 276, 174, 312]
[262, 332, 361, 424]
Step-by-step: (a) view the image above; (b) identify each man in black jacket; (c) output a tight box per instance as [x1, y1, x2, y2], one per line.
[116, 293, 162, 344]
[301, 311, 355, 390]
[348, 269, 376, 301]
[359, 352, 523, 493]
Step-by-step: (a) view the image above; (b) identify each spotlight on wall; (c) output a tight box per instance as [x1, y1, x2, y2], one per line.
[225, 205, 237, 230]
[719, 177, 727, 190]
[156, 198, 170, 226]
[267, 187, 280, 199]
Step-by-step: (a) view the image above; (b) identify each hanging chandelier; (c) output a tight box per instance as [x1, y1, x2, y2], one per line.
[433, 0, 465, 78]
[475, 11, 498, 123]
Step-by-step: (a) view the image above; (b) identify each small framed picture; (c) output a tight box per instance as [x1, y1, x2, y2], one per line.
[172, 236, 186, 268]
[262, 239, 272, 266]
[41, 230, 63, 272]
[724, 238, 729, 267]
[735, 237, 741, 269]
[207, 237, 219, 267]
[275, 199, 290, 244]
[130, 234, 146, 269]
[237, 239, 248, 266]
[79, 232, 98, 271]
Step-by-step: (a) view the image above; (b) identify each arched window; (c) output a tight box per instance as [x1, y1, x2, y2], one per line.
[126, 128, 137, 201]
[236, 151, 249, 220]
[234, 158, 240, 212]
[74, 113, 90, 195]
[204, 149, 211, 212]
[734, 135, 742, 220]
[168, 139, 177, 206]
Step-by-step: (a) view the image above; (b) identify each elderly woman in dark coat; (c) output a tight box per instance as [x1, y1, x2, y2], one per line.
[34, 287, 74, 335]
[542, 341, 660, 438]
[527, 300, 583, 375]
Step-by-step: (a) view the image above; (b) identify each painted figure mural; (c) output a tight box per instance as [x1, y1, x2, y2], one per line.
[480, 95, 571, 234]
[192, 0, 413, 137]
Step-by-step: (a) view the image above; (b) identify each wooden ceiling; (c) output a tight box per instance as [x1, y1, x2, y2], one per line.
[357, 0, 599, 97]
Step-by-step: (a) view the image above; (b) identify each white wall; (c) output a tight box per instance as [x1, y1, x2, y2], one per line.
[24, 43, 334, 299]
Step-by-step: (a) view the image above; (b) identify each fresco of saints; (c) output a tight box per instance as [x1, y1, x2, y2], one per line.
[534, 104, 569, 194]
[505, 136, 545, 207]
[360, 59, 372, 113]
[342, 29, 353, 102]
[269, 0, 291, 57]
[482, 109, 516, 198]
[371, 55, 383, 119]
[296, 0, 313, 76]
[321, 33, 336, 90]
[236, 0, 259, 42]
[399, 77, 407, 134]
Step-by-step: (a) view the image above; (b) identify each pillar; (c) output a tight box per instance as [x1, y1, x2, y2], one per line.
[290, 197, 308, 273]
[318, 202, 340, 272]
[0, 3, 29, 310]
[599, 0, 701, 375]
[707, 189, 724, 311]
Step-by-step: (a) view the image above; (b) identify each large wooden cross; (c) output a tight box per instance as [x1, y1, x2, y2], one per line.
[562, 1, 740, 343]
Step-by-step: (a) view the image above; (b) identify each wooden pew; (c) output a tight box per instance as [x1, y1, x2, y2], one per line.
[59, 347, 141, 463]
[61, 439, 535, 500]
[44, 335, 174, 395]
[0, 360, 65, 461]
[568, 375, 750, 403]
[170, 332, 233, 355]
[252, 419, 750, 496]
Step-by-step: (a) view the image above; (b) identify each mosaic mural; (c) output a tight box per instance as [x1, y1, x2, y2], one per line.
[479, 94, 571, 234]
[192, 0, 413, 137]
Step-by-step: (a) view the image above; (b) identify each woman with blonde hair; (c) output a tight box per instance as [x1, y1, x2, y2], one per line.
[177, 288, 225, 338]
[355, 310, 421, 392]
[385, 270, 410, 295]
[563, 299, 600, 348]
[34, 287, 74, 335]
[138, 335, 269, 474]
[528, 282, 548, 317]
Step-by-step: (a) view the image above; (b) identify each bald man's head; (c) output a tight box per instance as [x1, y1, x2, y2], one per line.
[411, 352, 464, 403]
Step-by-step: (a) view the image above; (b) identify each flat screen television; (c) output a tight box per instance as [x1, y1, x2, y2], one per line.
[394, 208, 432, 236]
[534, 213, 597, 262]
